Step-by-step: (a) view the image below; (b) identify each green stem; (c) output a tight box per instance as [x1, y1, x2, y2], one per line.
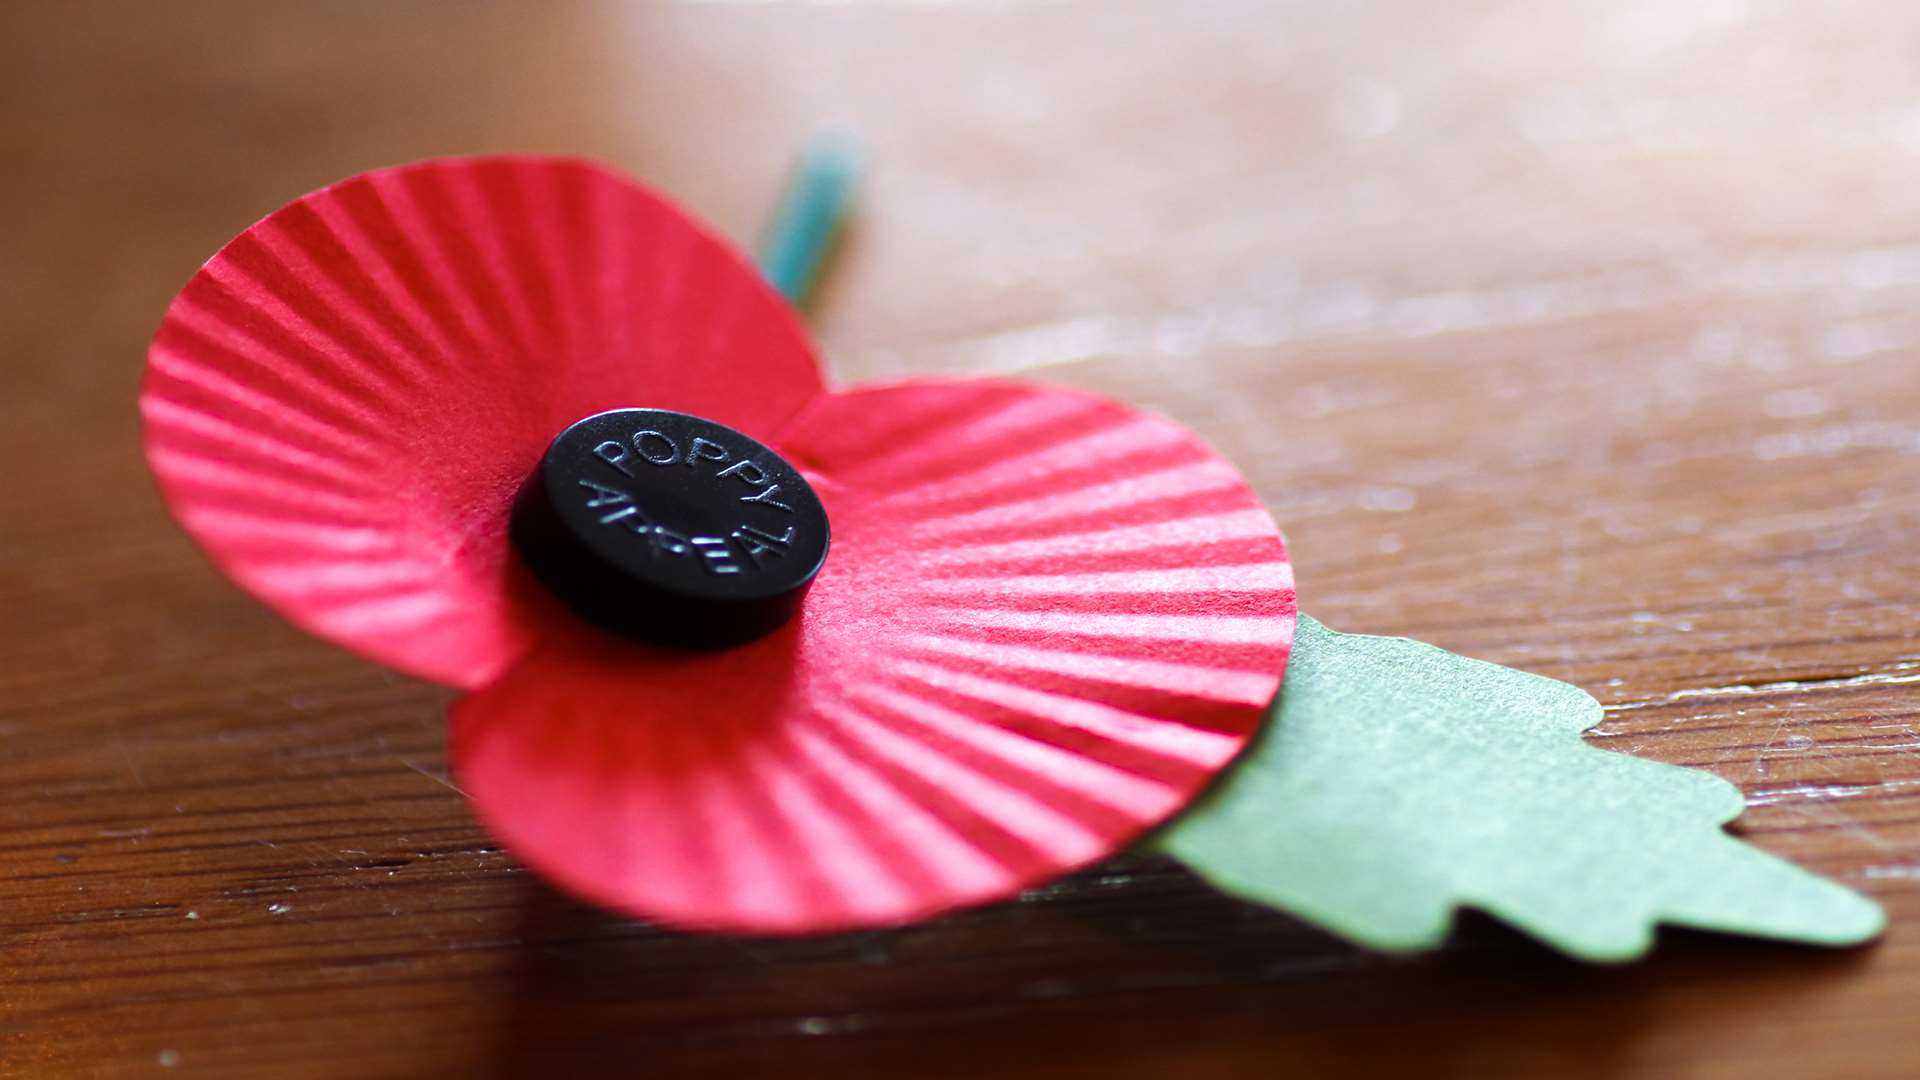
[756, 133, 862, 310]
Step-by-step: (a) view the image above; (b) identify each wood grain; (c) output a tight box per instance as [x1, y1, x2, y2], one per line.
[3, 1, 1918, 1076]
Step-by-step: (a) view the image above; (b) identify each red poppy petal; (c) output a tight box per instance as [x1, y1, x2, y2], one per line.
[140, 156, 826, 688]
[452, 379, 1295, 933]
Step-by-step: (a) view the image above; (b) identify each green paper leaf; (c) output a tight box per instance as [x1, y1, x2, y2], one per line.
[1149, 616, 1885, 962]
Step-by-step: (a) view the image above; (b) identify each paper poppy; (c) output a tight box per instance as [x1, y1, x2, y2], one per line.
[140, 156, 1296, 933]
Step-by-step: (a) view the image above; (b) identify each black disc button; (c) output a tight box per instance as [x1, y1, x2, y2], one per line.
[511, 408, 830, 647]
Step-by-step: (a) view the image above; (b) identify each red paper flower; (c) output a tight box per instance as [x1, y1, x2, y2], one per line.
[141, 157, 1296, 933]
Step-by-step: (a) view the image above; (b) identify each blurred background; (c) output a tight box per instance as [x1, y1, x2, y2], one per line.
[4, 2, 1919, 1076]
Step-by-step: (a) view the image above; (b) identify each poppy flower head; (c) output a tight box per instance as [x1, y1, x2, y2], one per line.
[141, 156, 1296, 933]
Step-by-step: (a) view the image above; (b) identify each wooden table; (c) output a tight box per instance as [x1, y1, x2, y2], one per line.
[5, 2, 1918, 1075]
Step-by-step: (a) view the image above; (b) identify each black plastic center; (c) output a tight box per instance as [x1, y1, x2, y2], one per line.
[510, 408, 830, 647]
